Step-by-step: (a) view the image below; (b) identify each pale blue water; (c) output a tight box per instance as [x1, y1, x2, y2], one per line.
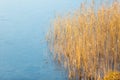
[0, 0, 83, 80]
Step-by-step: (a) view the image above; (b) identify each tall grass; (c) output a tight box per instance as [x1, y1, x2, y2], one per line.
[47, 0, 120, 80]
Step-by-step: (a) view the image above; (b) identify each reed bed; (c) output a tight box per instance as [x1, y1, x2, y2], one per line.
[47, 1, 120, 80]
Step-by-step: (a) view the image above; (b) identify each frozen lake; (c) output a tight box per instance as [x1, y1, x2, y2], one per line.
[0, 0, 82, 80]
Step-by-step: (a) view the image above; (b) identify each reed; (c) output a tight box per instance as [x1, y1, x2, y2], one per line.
[47, 0, 120, 80]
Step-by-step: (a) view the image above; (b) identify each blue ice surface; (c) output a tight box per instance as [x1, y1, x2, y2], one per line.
[0, 0, 83, 80]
